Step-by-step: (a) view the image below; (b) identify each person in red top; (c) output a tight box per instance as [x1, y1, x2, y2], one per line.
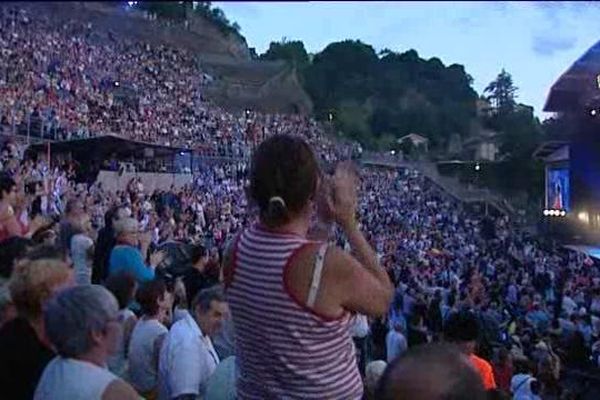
[443, 310, 497, 390]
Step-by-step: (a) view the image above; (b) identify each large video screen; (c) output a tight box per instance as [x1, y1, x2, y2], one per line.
[546, 168, 570, 211]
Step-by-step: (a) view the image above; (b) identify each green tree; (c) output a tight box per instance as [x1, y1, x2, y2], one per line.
[137, 1, 186, 21]
[260, 39, 310, 71]
[303, 40, 379, 128]
[484, 69, 518, 115]
[302, 42, 477, 149]
[335, 100, 374, 145]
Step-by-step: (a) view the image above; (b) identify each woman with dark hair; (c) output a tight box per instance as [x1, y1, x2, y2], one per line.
[93, 205, 131, 284]
[407, 312, 429, 348]
[105, 273, 138, 379]
[224, 135, 393, 399]
[181, 243, 211, 308]
[128, 279, 169, 399]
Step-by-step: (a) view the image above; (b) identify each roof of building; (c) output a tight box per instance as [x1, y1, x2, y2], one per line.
[397, 133, 429, 143]
[532, 141, 569, 161]
[544, 40, 600, 112]
[27, 134, 190, 159]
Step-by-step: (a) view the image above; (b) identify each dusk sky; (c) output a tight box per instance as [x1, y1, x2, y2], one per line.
[215, 1, 600, 118]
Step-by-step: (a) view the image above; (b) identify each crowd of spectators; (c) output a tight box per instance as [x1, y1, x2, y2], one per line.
[0, 7, 357, 164]
[0, 131, 598, 399]
[0, 5, 598, 400]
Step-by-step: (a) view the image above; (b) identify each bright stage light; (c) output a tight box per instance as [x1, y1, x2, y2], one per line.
[560, 210, 566, 217]
[578, 211, 590, 224]
[543, 209, 549, 216]
[591, 109, 597, 116]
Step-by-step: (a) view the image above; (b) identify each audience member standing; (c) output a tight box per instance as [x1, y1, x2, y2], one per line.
[224, 135, 393, 399]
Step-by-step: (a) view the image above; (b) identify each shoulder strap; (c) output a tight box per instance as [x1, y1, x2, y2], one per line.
[307, 243, 328, 308]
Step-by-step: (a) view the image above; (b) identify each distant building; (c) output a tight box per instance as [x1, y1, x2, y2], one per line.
[397, 133, 429, 152]
[476, 98, 493, 118]
[463, 129, 500, 161]
[447, 133, 463, 156]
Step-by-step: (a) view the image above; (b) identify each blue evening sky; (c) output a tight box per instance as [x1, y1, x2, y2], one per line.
[215, 1, 600, 118]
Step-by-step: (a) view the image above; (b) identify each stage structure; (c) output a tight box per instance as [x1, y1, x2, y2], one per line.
[540, 40, 600, 240]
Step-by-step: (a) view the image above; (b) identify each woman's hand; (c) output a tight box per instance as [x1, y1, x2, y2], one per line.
[315, 175, 335, 224]
[331, 162, 359, 231]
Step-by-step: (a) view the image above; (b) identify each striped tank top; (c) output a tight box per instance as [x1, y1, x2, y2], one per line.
[226, 224, 363, 399]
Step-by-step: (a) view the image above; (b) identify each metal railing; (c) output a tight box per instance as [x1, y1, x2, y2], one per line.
[0, 104, 255, 161]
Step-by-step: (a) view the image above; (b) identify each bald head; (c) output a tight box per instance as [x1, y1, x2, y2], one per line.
[376, 344, 486, 400]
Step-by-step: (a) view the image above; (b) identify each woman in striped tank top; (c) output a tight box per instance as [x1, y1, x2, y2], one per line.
[223, 135, 394, 399]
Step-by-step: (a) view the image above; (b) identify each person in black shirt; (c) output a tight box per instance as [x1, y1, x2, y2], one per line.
[0, 258, 72, 400]
[181, 244, 211, 308]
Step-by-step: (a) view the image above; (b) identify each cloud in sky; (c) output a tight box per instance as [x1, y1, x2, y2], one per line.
[532, 34, 577, 57]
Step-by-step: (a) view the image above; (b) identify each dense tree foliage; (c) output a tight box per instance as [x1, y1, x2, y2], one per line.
[478, 71, 545, 200]
[260, 39, 310, 71]
[269, 40, 478, 149]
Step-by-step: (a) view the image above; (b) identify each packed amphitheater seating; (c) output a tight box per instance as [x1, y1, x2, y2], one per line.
[0, 7, 357, 163]
[0, 5, 599, 400]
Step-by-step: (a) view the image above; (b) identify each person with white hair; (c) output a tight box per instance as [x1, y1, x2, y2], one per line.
[364, 360, 387, 400]
[108, 217, 165, 284]
[34, 285, 139, 400]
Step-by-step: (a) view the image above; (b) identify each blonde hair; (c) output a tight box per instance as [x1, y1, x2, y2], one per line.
[8, 259, 72, 319]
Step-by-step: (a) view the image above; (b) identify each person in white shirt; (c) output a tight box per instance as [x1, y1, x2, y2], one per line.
[34, 285, 138, 400]
[386, 322, 408, 363]
[351, 314, 370, 375]
[159, 286, 227, 400]
[128, 279, 170, 398]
